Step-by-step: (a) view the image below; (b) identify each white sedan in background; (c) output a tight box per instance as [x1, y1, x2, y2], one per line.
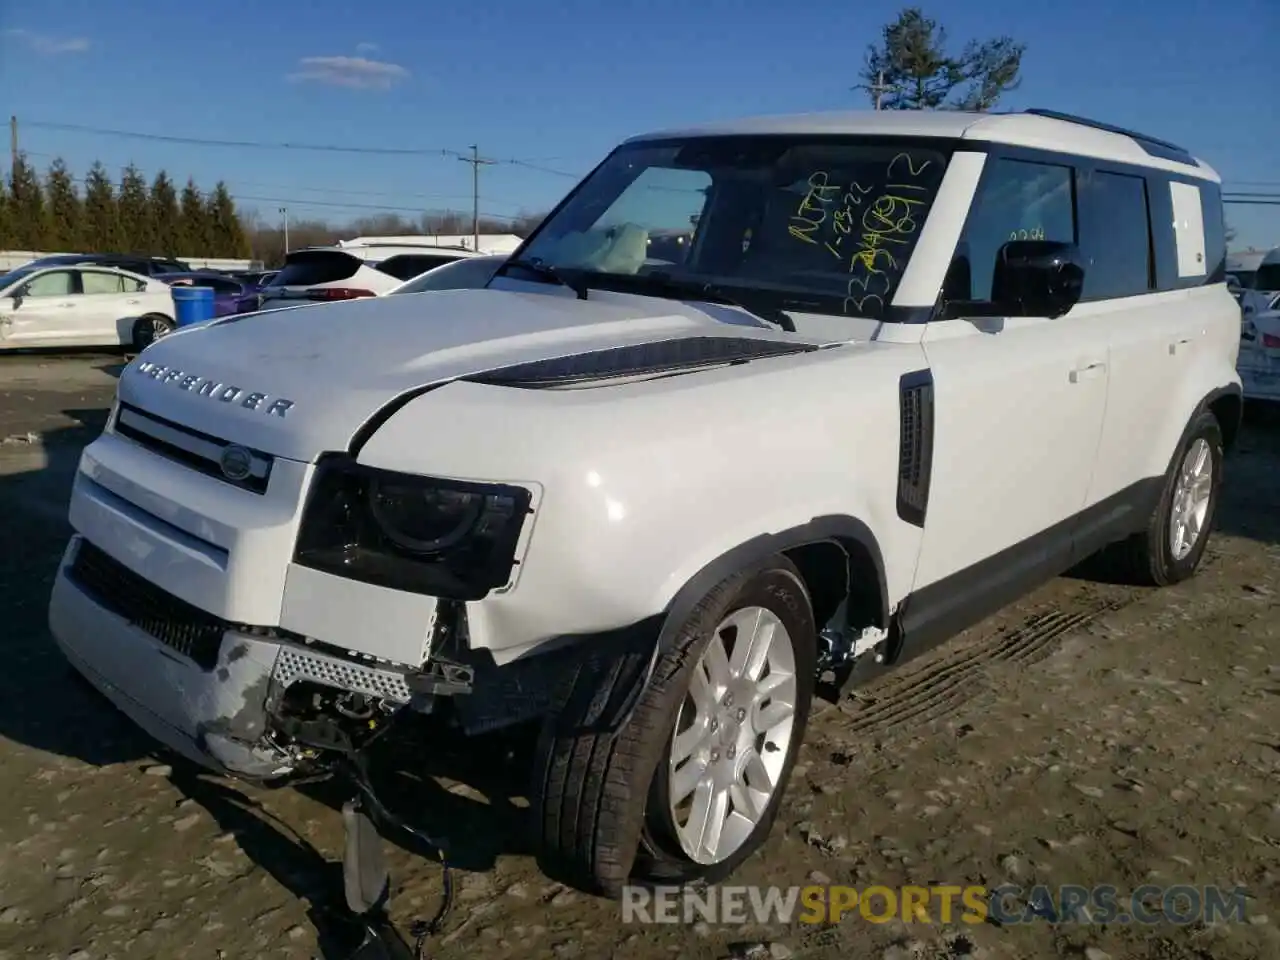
[1240, 291, 1280, 402]
[0, 264, 176, 352]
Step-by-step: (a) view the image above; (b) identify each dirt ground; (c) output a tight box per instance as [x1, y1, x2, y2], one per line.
[0, 354, 1276, 960]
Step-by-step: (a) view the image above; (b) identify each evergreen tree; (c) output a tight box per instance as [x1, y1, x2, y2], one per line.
[205, 182, 248, 257]
[0, 180, 11, 249]
[178, 178, 210, 256]
[149, 170, 181, 257]
[8, 153, 48, 250]
[116, 164, 153, 254]
[82, 162, 121, 253]
[860, 7, 1025, 111]
[45, 158, 84, 252]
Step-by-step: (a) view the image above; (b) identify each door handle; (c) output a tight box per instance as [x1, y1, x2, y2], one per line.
[1168, 337, 1193, 355]
[126, 299, 140, 305]
[1069, 361, 1106, 383]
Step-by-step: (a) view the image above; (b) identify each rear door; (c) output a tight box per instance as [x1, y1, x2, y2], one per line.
[76, 269, 142, 343]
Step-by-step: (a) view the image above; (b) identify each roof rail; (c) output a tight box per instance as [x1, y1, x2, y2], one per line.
[1023, 108, 1198, 166]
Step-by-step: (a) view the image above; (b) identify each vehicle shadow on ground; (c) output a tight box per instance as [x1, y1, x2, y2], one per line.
[1065, 408, 1280, 586]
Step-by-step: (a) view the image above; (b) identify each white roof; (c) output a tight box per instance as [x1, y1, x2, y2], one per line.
[628, 110, 1218, 181]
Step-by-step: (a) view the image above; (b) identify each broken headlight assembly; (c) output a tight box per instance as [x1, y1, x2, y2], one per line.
[293, 454, 533, 600]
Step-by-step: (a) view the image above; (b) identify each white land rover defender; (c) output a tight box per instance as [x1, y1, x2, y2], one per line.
[50, 108, 1241, 896]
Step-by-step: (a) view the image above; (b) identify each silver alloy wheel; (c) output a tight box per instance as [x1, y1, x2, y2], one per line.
[1169, 437, 1213, 562]
[668, 605, 798, 865]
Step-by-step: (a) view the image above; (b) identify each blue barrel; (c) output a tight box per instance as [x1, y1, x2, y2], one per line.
[172, 285, 216, 327]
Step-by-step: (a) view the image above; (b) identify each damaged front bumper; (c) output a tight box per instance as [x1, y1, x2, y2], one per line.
[49, 535, 660, 781]
[48, 535, 470, 779]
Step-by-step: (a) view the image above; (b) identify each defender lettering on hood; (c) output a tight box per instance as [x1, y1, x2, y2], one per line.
[135, 361, 296, 418]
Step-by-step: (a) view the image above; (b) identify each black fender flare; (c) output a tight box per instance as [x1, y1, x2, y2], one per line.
[594, 515, 890, 735]
[1195, 382, 1243, 453]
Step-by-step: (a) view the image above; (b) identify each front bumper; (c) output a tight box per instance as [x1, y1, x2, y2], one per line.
[49, 535, 428, 779]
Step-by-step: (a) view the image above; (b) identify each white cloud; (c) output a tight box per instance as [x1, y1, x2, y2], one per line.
[4, 28, 90, 54]
[355, 41, 379, 55]
[287, 55, 408, 91]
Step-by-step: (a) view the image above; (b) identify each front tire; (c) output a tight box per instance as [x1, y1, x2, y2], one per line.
[132, 314, 174, 352]
[530, 557, 816, 896]
[1103, 410, 1223, 586]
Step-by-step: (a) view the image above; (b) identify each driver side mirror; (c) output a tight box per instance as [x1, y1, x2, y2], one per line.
[10, 290, 24, 309]
[991, 240, 1085, 320]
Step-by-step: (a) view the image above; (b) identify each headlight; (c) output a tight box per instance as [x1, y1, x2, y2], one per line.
[294, 454, 533, 600]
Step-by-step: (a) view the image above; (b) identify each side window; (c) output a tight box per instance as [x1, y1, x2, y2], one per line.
[1198, 181, 1226, 283]
[120, 276, 147, 293]
[80, 271, 126, 295]
[1076, 169, 1153, 299]
[22, 271, 77, 298]
[953, 158, 1075, 302]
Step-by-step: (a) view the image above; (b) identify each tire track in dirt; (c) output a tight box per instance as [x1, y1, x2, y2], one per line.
[827, 548, 1226, 738]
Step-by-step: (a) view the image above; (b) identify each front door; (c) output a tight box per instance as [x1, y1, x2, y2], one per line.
[904, 155, 1108, 640]
[4, 269, 85, 347]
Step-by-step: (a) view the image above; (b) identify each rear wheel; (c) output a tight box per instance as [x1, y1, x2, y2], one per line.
[131, 314, 174, 352]
[531, 558, 816, 896]
[1098, 410, 1223, 586]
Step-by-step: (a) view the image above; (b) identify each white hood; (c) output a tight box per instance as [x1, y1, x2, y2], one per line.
[117, 286, 803, 462]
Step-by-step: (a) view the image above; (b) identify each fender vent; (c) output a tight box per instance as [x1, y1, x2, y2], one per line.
[897, 370, 935, 526]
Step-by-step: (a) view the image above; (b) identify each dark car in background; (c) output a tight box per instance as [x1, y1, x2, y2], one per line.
[229, 269, 278, 287]
[24, 253, 193, 277]
[160, 271, 262, 317]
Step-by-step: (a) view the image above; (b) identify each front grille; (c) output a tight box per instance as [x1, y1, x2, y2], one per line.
[113, 403, 273, 494]
[68, 540, 228, 669]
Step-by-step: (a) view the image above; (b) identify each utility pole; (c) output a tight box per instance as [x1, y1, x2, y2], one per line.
[854, 71, 897, 110]
[279, 207, 288, 256]
[458, 145, 496, 251]
[9, 115, 17, 171]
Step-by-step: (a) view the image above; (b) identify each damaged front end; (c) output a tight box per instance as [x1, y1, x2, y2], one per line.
[48, 534, 480, 784]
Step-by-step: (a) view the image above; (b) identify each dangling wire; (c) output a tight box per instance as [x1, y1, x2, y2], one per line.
[339, 745, 455, 958]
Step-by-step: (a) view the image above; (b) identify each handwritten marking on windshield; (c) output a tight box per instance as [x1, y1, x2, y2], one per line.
[788, 171, 842, 244]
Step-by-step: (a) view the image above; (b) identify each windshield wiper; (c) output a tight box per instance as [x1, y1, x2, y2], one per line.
[642, 271, 796, 332]
[499, 257, 588, 300]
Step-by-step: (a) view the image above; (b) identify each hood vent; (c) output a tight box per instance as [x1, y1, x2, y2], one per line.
[463, 335, 819, 389]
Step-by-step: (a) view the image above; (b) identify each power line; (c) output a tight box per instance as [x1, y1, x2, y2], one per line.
[21, 118, 588, 178]
[20, 149, 530, 210]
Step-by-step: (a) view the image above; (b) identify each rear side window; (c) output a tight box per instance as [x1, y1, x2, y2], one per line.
[1076, 169, 1153, 299]
[950, 158, 1075, 302]
[376, 254, 464, 281]
[80, 270, 126, 294]
[1198, 182, 1226, 284]
[270, 252, 361, 287]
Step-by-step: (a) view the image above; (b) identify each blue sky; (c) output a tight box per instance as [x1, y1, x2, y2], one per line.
[2, 0, 1276, 248]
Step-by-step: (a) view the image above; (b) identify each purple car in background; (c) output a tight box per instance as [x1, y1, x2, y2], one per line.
[160, 271, 273, 317]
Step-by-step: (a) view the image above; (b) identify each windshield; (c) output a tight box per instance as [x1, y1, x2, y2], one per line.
[0, 268, 36, 292]
[267, 251, 362, 287]
[516, 136, 951, 320]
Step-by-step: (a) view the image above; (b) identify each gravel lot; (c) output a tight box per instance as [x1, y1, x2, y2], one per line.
[0, 354, 1277, 960]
